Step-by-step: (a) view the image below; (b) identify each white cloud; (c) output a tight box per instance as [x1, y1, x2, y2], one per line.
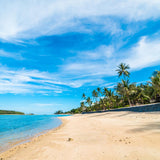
[1, 0, 160, 41]
[60, 36, 160, 79]
[0, 67, 62, 94]
[0, 65, 107, 94]
[79, 45, 113, 60]
[125, 37, 160, 70]
[61, 45, 117, 77]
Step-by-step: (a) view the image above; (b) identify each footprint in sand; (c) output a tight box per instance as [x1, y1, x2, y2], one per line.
[116, 137, 131, 144]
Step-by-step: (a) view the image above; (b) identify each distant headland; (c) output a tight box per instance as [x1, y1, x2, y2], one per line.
[0, 110, 24, 115]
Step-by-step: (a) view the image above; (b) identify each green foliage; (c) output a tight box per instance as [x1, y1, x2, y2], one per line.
[0, 110, 24, 115]
[66, 108, 81, 114]
[54, 110, 64, 114]
[116, 63, 130, 79]
[66, 63, 160, 114]
[150, 70, 160, 100]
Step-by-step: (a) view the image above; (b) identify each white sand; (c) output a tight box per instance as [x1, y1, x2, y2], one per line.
[1, 111, 160, 160]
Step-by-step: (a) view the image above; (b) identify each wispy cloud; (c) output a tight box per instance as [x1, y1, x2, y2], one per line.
[125, 36, 160, 70]
[0, 66, 62, 94]
[60, 35, 160, 78]
[61, 45, 116, 77]
[0, 65, 107, 94]
[1, 0, 160, 41]
[0, 49, 24, 60]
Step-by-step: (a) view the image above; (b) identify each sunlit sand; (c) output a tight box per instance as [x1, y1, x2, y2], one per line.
[1, 111, 160, 160]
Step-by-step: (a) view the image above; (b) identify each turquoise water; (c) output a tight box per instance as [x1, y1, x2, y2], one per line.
[0, 115, 67, 152]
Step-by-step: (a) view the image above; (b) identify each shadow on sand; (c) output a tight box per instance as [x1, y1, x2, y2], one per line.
[128, 122, 160, 133]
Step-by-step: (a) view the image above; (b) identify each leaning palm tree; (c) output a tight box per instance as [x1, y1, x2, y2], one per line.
[116, 63, 130, 79]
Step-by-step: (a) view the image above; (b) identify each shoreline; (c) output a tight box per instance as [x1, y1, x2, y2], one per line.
[1, 112, 160, 160]
[0, 117, 66, 159]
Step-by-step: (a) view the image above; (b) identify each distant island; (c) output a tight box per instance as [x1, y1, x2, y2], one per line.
[0, 110, 24, 115]
[54, 110, 64, 114]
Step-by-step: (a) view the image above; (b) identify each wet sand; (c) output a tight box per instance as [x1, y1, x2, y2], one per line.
[1, 111, 160, 160]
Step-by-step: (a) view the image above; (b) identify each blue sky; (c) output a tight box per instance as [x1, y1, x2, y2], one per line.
[0, 0, 160, 114]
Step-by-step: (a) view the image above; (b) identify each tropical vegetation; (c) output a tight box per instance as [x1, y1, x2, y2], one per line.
[54, 110, 64, 114]
[57, 63, 160, 114]
[0, 110, 24, 115]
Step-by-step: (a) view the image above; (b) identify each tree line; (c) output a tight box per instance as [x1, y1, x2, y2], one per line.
[55, 63, 160, 114]
[0, 110, 24, 115]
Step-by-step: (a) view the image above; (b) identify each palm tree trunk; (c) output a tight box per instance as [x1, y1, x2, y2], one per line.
[141, 98, 144, 104]
[103, 105, 105, 111]
[127, 96, 131, 106]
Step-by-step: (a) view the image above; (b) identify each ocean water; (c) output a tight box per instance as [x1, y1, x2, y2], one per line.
[0, 115, 67, 152]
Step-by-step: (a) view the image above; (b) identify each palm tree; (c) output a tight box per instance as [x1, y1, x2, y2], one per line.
[107, 89, 115, 109]
[116, 79, 132, 106]
[80, 102, 85, 112]
[143, 83, 154, 100]
[116, 63, 130, 79]
[103, 87, 108, 96]
[92, 90, 98, 103]
[97, 87, 102, 98]
[114, 95, 121, 108]
[82, 93, 86, 100]
[150, 70, 160, 100]
[103, 88, 115, 110]
[108, 90, 115, 109]
[136, 85, 150, 104]
[99, 98, 106, 110]
[86, 97, 92, 107]
[129, 83, 137, 105]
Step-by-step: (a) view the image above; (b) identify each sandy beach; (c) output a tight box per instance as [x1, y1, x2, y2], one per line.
[1, 111, 160, 160]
